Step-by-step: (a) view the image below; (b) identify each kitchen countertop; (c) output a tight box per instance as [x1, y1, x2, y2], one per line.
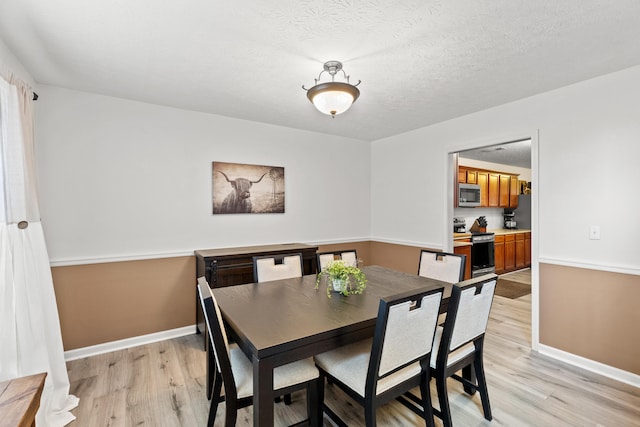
[454, 229, 531, 240]
[453, 240, 472, 247]
[490, 228, 531, 235]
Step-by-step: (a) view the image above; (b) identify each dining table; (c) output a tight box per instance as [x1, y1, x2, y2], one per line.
[211, 264, 453, 427]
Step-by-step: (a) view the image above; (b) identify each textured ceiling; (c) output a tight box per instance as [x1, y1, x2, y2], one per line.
[2, 0, 640, 141]
[459, 139, 531, 169]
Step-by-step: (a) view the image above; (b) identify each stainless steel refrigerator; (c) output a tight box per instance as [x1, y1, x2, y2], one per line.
[514, 195, 531, 230]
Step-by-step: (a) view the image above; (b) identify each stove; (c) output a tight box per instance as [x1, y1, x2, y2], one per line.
[471, 232, 495, 277]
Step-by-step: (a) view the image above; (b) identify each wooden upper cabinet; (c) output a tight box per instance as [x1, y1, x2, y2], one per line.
[499, 174, 510, 207]
[510, 176, 519, 208]
[458, 168, 467, 183]
[457, 166, 519, 209]
[477, 172, 489, 207]
[466, 170, 477, 184]
[488, 173, 500, 207]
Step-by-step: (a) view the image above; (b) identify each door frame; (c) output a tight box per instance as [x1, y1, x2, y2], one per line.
[445, 129, 540, 350]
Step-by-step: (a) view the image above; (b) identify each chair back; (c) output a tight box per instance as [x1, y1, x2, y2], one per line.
[438, 275, 496, 357]
[253, 253, 303, 283]
[367, 287, 443, 389]
[418, 249, 466, 283]
[197, 277, 238, 400]
[317, 250, 358, 272]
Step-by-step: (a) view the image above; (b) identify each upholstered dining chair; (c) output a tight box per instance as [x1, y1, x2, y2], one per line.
[429, 275, 497, 427]
[314, 286, 444, 427]
[197, 277, 322, 427]
[316, 250, 358, 272]
[418, 249, 466, 283]
[253, 253, 303, 283]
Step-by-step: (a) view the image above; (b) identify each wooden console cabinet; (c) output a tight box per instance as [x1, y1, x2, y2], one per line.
[194, 243, 318, 337]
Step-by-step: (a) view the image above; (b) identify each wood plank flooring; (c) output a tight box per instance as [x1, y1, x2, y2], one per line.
[66, 291, 640, 426]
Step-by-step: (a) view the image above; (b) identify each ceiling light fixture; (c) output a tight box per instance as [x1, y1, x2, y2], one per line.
[302, 61, 361, 118]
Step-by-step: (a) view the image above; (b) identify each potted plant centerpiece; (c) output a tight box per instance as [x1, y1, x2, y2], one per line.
[315, 259, 367, 297]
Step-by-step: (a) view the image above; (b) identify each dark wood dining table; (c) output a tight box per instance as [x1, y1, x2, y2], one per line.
[211, 265, 453, 427]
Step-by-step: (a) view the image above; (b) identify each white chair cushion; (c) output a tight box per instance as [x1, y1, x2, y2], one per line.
[230, 344, 318, 399]
[430, 326, 475, 369]
[315, 339, 422, 398]
[341, 251, 357, 267]
[256, 255, 302, 282]
[418, 252, 463, 283]
[449, 280, 496, 349]
[318, 254, 335, 271]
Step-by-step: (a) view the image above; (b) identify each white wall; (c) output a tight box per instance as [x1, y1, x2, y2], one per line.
[372, 65, 640, 273]
[35, 86, 371, 263]
[0, 37, 36, 86]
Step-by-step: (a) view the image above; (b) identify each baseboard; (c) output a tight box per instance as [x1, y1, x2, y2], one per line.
[537, 344, 640, 388]
[64, 325, 196, 361]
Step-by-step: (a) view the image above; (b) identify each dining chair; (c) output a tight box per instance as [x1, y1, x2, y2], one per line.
[430, 275, 497, 427]
[314, 286, 444, 427]
[253, 253, 303, 283]
[316, 250, 358, 272]
[197, 277, 322, 427]
[418, 249, 466, 283]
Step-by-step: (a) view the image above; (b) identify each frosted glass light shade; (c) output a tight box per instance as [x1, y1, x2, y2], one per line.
[306, 82, 360, 117]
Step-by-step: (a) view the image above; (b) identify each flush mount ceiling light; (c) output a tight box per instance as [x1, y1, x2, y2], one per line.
[302, 61, 361, 118]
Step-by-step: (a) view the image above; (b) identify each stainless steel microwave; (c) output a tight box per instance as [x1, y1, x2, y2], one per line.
[458, 183, 481, 207]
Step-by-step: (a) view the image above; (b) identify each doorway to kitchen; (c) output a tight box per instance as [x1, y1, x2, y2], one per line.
[446, 133, 539, 350]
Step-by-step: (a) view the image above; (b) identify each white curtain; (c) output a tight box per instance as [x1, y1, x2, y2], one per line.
[0, 76, 78, 426]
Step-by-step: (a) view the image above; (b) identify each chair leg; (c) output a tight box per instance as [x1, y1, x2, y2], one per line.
[436, 375, 453, 427]
[462, 364, 476, 395]
[420, 375, 435, 427]
[224, 398, 237, 427]
[307, 378, 322, 427]
[364, 399, 377, 427]
[474, 355, 492, 421]
[207, 372, 223, 427]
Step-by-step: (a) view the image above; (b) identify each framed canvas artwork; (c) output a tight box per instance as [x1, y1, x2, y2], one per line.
[212, 161, 285, 214]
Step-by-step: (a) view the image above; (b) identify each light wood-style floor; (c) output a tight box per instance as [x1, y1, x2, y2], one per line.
[66, 291, 640, 426]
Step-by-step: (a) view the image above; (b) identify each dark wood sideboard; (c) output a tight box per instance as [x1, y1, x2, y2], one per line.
[194, 243, 318, 339]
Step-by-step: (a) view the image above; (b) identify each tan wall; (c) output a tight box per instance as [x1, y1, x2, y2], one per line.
[52, 244, 640, 378]
[52, 256, 195, 350]
[317, 241, 372, 266]
[369, 241, 439, 274]
[539, 263, 640, 375]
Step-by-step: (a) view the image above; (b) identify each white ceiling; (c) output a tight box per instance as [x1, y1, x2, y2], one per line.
[2, 0, 640, 142]
[459, 139, 531, 169]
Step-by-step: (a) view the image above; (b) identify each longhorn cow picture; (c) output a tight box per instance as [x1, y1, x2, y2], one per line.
[212, 162, 285, 214]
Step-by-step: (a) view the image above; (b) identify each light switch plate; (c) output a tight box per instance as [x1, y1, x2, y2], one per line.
[589, 225, 601, 240]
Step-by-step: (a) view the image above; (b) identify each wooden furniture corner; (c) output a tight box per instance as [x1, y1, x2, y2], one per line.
[0, 372, 47, 427]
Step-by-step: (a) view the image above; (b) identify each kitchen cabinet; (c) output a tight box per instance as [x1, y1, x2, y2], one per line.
[488, 173, 500, 207]
[494, 231, 531, 275]
[515, 233, 526, 269]
[499, 174, 510, 207]
[477, 172, 489, 207]
[458, 169, 467, 183]
[457, 166, 519, 208]
[504, 234, 516, 271]
[494, 235, 505, 274]
[453, 240, 472, 280]
[466, 170, 477, 184]
[510, 176, 519, 208]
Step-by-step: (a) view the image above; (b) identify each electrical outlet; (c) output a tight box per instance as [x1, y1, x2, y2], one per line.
[589, 225, 601, 240]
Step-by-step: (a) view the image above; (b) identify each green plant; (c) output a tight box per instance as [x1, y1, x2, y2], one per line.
[315, 260, 367, 297]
